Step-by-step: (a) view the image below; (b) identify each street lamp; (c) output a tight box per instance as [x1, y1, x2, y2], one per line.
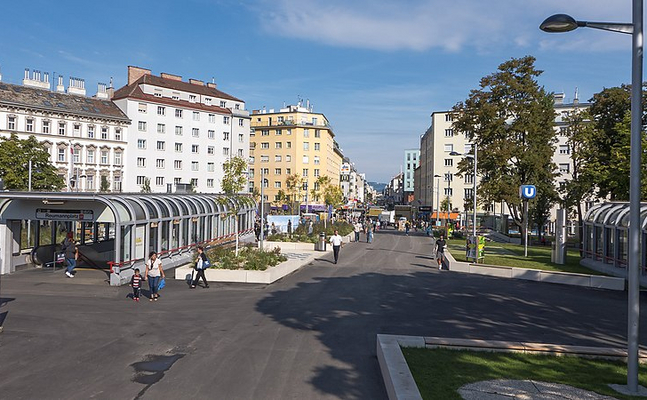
[541, 6, 643, 394]
[434, 174, 441, 227]
[450, 142, 478, 239]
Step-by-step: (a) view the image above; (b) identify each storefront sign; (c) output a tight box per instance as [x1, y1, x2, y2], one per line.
[35, 209, 94, 221]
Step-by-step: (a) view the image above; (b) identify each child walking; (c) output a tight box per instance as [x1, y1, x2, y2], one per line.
[130, 268, 142, 302]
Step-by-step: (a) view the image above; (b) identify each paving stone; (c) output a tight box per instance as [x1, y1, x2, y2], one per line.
[459, 380, 617, 400]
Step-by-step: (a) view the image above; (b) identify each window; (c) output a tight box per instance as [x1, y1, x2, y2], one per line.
[208, 114, 216, 123]
[138, 103, 147, 113]
[260, 155, 269, 163]
[7, 116, 16, 130]
[175, 109, 183, 118]
[464, 144, 473, 153]
[303, 142, 309, 151]
[445, 114, 453, 122]
[261, 129, 269, 136]
[175, 143, 183, 152]
[191, 161, 199, 171]
[286, 168, 291, 175]
[275, 155, 282, 162]
[275, 142, 282, 149]
[465, 188, 474, 199]
[191, 178, 198, 187]
[156, 159, 165, 168]
[115, 128, 122, 141]
[175, 126, 183, 135]
[115, 152, 123, 166]
[172, 94, 180, 101]
[302, 169, 308, 177]
[444, 173, 453, 181]
[223, 116, 230, 124]
[86, 175, 94, 190]
[101, 127, 108, 139]
[314, 156, 320, 165]
[138, 121, 147, 131]
[465, 174, 474, 184]
[286, 128, 292, 135]
[261, 142, 269, 149]
[156, 177, 164, 186]
[58, 122, 66, 135]
[157, 141, 165, 150]
[137, 176, 146, 185]
[275, 168, 281, 175]
[42, 120, 50, 134]
[157, 106, 166, 116]
[192, 144, 199, 153]
[559, 127, 568, 136]
[87, 149, 95, 164]
[314, 130, 321, 138]
[193, 111, 200, 121]
[154, 90, 162, 97]
[261, 168, 269, 175]
[207, 146, 214, 155]
[445, 129, 453, 137]
[137, 157, 146, 167]
[207, 162, 215, 172]
[223, 132, 230, 141]
[274, 181, 281, 188]
[303, 129, 310, 138]
[192, 128, 199, 137]
[189, 95, 197, 102]
[57, 148, 66, 162]
[314, 169, 320, 177]
[207, 179, 214, 188]
[208, 130, 215, 139]
[205, 98, 211, 106]
[220, 100, 226, 108]
[249, 156, 255, 164]
[444, 159, 453, 167]
[174, 177, 181, 185]
[303, 155, 309, 164]
[100, 150, 109, 164]
[238, 133, 244, 143]
[314, 143, 320, 151]
[239, 119, 244, 127]
[444, 144, 454, 152]
[238, 149, 244, 157]
[26, 118, 34, 132]
[286, 155, 291, 162]
[137, 139, 146, 149]
[444, 187, 453, 196]
[73, 124, 81, 136]
[157, 123, 166, 134]
[223, 147, 230, 156]
[73, 148, 80, 163]
[559, 163, 570, 173]
[174, 160, 182, 169]
[559, 145, 570, 155]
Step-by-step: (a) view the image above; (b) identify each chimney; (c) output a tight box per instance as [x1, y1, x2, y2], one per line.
[68, 77, 86, 96]
[107, 77, 115, 99]
[23, 68, 50, 89]
[189, 78, 204, 86]
[95, 82, 108, 99]
[127, 65, 151, 85]
[56, 75, 65, 93]
[206, 82, 217, 89]
[553, 92, 565, 105]
[161, 72, 182, 81]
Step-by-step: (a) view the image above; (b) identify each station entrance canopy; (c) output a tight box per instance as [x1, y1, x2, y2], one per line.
[0, 192, 256, 285]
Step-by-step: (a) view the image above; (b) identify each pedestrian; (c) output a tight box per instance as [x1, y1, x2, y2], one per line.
[61, 232, 78, 278]
[130, 268, 143, 302]
[287, 219, 292, 237]
[405, 220, 411, 236]
[191, 246, 210, 289]
[254, 221, 261, 241]
[353, 221, 362, 242]
[145, 251, 165, 301]
[308, 220, 314, 235]
[435, 234, 447, 270]
[271, 222, 277, 235]
[329, 229, 343, 264]
[366, 220, 374, 243]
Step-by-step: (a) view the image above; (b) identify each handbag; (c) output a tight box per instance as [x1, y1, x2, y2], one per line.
[157, 277, 166, 290]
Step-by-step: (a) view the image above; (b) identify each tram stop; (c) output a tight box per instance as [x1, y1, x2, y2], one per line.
[0, 192, 256, 285]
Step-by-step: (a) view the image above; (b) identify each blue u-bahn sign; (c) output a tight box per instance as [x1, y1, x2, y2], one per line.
[519, 185, 537, 199]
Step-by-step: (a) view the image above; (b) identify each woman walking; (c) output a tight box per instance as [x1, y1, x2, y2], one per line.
[145, 251, 165, 301]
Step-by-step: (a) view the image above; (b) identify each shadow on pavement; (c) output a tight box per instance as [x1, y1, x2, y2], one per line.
[256, 271, 646, 399]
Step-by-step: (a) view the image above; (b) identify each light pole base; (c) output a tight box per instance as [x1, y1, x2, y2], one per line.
[609, 384, 647, 397]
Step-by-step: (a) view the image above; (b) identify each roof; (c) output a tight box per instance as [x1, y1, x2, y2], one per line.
[113, 73, 243, 103]
[113, 85, 231, 115]
[0, 82, 129, 122]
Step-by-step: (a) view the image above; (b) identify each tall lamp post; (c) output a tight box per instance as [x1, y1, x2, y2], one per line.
[450, 143, 478, 239]
[434, 174, 441, 227]
[540, 7, 643, 394]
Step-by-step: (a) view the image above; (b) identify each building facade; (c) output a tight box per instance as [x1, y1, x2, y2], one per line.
[403, 149, 419, 204]
[0, 69, 130, 192]
[249, 104, 343, 207]
[112, 66, 250, 193]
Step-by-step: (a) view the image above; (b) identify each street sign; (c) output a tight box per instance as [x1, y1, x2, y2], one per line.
[519, 185, 537, 199]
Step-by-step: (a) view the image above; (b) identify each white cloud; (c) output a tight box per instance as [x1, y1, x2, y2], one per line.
[254, 0, 633, 53]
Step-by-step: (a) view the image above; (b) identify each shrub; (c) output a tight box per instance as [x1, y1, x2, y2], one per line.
[196, 244, 287, 271]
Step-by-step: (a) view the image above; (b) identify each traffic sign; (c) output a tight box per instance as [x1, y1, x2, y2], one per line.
[519, 185, 537, 199]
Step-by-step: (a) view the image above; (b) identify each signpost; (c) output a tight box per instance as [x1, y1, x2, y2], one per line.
[519, 185, 536, 257]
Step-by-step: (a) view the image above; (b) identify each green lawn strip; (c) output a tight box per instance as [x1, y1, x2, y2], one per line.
[402, 347, 647, 400]
[446, 239, 605, 275]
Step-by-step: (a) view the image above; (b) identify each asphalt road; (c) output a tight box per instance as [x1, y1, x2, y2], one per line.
[1, 228, 646, 400]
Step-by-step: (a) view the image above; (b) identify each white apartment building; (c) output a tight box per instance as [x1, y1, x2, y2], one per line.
[340, 160, 366, 204]
[403, 149, 419, 202]
[112, 66, 250, 193]
[0, 69, 130, 192]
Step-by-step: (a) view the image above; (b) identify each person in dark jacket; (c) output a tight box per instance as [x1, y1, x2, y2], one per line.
[61, 232, 78, 278]
[191, 246, 210, 289]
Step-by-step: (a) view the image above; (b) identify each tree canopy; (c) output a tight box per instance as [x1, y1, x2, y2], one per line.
[0, 134, 64, 191]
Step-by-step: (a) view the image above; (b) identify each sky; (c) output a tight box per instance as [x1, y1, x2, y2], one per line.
[0, 0, 637, 183]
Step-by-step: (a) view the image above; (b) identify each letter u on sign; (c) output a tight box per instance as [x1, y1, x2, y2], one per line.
[520, 185, 537, 199]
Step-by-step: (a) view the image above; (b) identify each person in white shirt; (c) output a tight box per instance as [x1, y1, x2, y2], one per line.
[353, 221, 362, 242]
[145, 251, 165, 301]
[329, 230, 344, 264]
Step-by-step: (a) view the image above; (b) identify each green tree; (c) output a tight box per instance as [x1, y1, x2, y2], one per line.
[140, 177, 152, 193]
[452, 56, 558, 245]
[100, 175, 110, 192]
[217, 156, 250, 255]
[322, 184, 344, 209]
[0, 134, 64, 191]
[285, 174, 303, 214]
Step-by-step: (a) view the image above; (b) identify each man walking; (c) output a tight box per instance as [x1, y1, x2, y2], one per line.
[435, 234, 447, 270]
[329, 230, 343, 264]
[353, 220, 362, 242]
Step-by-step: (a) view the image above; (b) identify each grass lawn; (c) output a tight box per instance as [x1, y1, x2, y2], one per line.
[402, 347, 647, 400]
[446, 238, 604, 275]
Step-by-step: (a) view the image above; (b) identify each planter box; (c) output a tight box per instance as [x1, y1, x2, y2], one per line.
[470, 265, 512, 278]
[591, 275, 625, 290]
[511, 268, 541, 281]
[540, 271, 591, 287]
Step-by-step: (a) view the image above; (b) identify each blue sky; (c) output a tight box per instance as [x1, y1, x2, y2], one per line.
[0, 0, 636, 183]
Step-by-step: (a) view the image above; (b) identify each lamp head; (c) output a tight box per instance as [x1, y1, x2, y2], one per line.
[540, 14, 579, 33]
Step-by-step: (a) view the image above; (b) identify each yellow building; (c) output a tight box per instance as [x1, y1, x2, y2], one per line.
[249, 104, 343, 210]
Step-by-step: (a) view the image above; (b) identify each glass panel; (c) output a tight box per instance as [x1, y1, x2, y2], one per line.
[161, 221, 169, 252]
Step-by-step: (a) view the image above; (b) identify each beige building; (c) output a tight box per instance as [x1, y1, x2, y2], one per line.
[249, 104, 343, 209]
